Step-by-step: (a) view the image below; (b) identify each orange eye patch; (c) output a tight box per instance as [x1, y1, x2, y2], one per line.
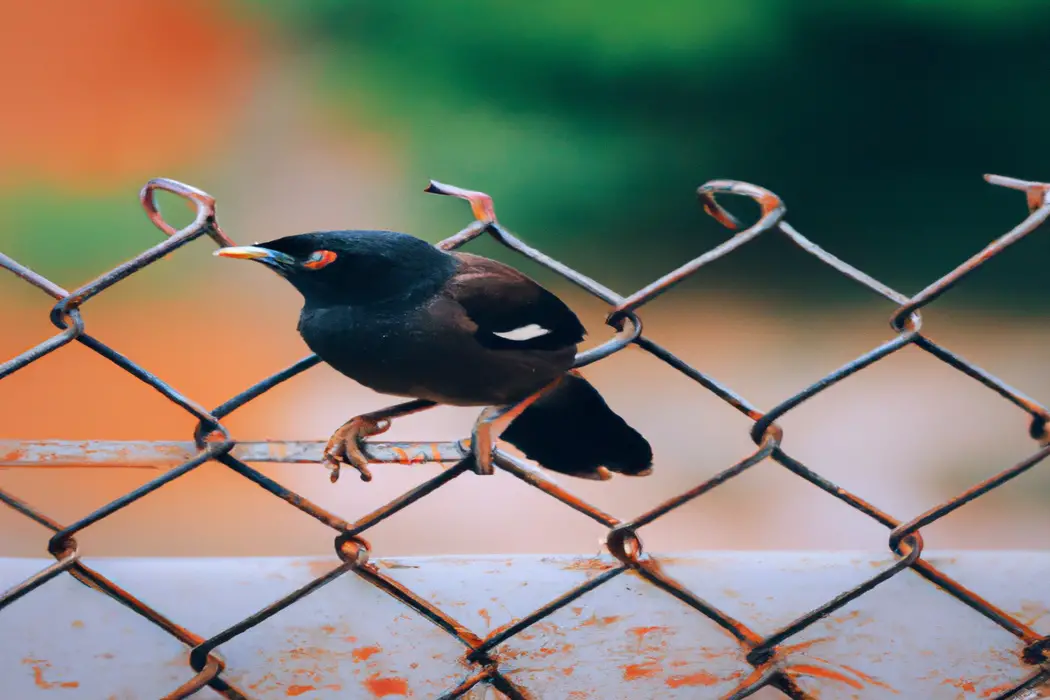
[303, 250, 338, 270]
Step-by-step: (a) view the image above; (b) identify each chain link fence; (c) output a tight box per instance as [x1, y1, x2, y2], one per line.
[1, 174, 1049, 699]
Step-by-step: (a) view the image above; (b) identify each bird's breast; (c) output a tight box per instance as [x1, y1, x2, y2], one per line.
[298, 306, 412, 386]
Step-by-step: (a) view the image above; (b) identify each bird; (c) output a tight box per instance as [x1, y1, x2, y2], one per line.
[214, 229, 653, 483]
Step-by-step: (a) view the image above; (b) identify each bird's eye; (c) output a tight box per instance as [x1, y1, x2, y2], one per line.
[303, 250, 337, 270]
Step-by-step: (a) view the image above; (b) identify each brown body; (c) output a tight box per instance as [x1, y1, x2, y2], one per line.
[297, 253, 579, 406]
[218, 230, 652, 480]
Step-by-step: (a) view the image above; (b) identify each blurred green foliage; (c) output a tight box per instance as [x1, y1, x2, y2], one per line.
[0, 192, 147, 292]
[6, 2, 1050, 309]
[253, 0, 1050, 306]
[0, 190, 201, 299]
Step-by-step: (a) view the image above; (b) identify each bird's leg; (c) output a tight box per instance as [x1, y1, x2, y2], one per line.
[323, 399, 437, 483]
[468, 378, 564, 476]
[468, 405, 513, 476]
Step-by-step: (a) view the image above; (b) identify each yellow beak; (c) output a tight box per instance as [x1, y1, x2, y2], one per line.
[213, 246, 297, 267]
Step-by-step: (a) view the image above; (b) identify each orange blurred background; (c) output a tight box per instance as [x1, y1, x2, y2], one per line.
[1, 1, 1048, 561]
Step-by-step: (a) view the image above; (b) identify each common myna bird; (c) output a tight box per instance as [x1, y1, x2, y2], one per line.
[215, 230, 653, 482]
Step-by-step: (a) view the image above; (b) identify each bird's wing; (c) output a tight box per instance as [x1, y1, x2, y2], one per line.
[444, 253, 587, 351]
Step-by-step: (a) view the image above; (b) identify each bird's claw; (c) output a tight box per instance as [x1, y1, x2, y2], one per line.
[322, 417, 390, 484]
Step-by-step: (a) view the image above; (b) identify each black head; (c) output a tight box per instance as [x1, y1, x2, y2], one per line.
[214, 230, 457, 307]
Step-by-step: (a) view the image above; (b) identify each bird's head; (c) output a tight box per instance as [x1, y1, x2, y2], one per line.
[214, 230, 455, 307]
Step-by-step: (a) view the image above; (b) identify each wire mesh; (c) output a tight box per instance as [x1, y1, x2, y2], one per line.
[1, 173, 1049, 699]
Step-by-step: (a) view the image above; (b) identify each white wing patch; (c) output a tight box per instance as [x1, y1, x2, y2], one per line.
[493, 324, 551, 341]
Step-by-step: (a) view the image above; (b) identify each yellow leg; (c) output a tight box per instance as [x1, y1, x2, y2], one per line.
[469, 378, 564, 475]
[322, 399, 436, 483]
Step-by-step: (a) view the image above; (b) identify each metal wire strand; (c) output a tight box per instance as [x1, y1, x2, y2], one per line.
[0, 174, 1048, 700]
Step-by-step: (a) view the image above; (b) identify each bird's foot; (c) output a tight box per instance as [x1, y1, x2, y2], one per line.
[322, 416, 391, 484]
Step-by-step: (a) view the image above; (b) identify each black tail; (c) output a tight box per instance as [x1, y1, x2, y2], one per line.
[500, 373, 653, 479]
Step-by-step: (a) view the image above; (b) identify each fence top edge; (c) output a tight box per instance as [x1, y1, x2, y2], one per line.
[1, 550, 1047, 567]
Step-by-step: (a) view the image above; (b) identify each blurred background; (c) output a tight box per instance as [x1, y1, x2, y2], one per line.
[2, 0, 1049, 559]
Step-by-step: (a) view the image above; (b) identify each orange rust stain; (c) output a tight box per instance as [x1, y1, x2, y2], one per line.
[409, 662, 419, 670]
[286, 685, 316, 697]
[666, 671, 720, 688]
[942, 678, 978, 693]
[497, 648, 526, 662]
[571, 606, 583, 616]
[758, 192, 781, 214]
[478, 608, 491, 628]
[31, 665, 80, 689]
[629, 625, 665, 638]
[249, 674, 277, 691]
[579, 614, 620, 628]
[1016, 600, 1050, 626]
[702, 199, 741, 230]
[627, 625, 668, 651]
[534, 621, 561, 635]
[568, 692, 590, 699]
[787, 665, 863, 690]
[352, 645, 382, 662]
[563, 666, 574, 676]
[839, 664, 898, 693]
[561, 559, 615, 572]
[363, 674, 409, 697]
[1027, 187, 1048, 213]
[623, 660, 662, 681]
[320, 624, 336, 634]
[390, 447, 427, 464]
[70, 620, 84, 628]
[982, 683, 1019, 698]
[344, 636, 359, 643]
[779, 636, 833, 655]
[831, 610, 861, 624]
[293, 668, 323, 682]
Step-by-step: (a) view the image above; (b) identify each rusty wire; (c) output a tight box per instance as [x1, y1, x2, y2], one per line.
[1, 173, 1050, 699]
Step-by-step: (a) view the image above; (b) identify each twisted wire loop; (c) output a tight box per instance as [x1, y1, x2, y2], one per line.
[0, 172, 1048, 699]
